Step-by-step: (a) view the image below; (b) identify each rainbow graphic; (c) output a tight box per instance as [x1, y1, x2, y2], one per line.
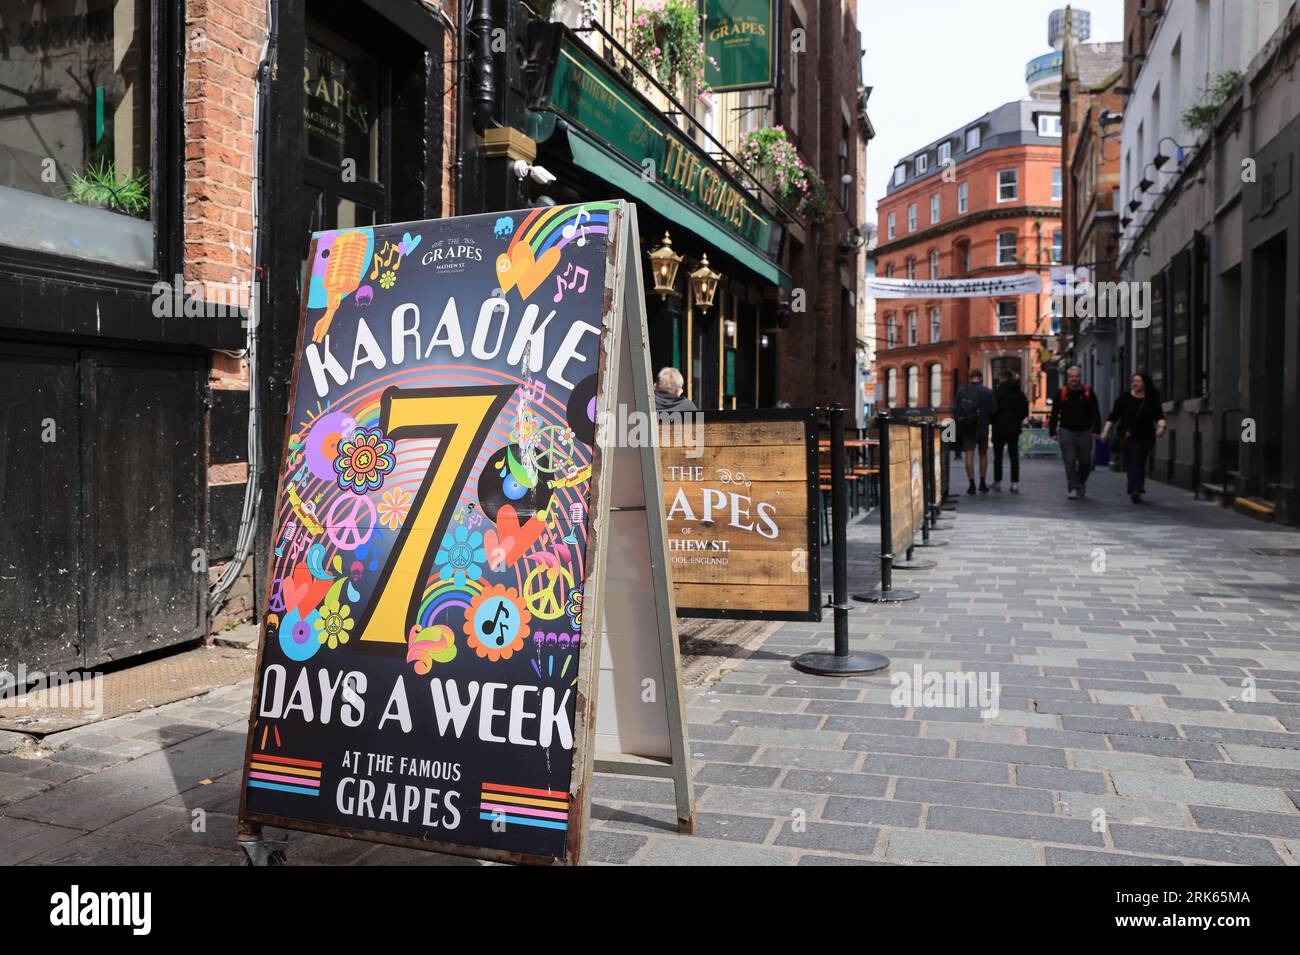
[418, 576, 484, 628]
[479, 782, 570, 831]
[247, 753, 323, 797]
[507, 201, 617, 259]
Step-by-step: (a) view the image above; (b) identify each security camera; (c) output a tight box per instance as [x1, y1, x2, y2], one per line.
[512, 159, 557, 185]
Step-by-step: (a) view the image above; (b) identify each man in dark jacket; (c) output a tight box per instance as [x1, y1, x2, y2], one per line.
[654, 367, 697, 414]
[1047, 365, 1102, 499]
[990, 371, 1029, 493]
[954, 370, 998, 494]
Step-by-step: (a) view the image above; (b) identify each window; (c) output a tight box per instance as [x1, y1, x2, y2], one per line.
[0, 0, 155, 269]
[916, 153, 928, 174]
[930, 193, 940, 224]
[886, 262, 895, 278]
[937, 141, 951, 164]
[998, 169, 1018, 201]
[1052, 167, 1063, 201]
[957, 181, 968, 213]
[906, 257, 916, 280]
[907, 310, 918, 346]
[929, 249, 939, 279]
[894, 165, 906, 186]
[887, 368, 898, 405]
[908, 203, 917, 231]
[887, 212, 896, 239]
[1052, 230, 1063, 263]
[789, 13, 802, 133]
[929, 363, 943, 407]
[930, 307, 942, 342]
[886, 315, 898, 348]
[907, 366, 920, 407]
[965, 126, 981, 151]
[997, 231, 1017, 265]
[1038, 114, 1062, 137]
[997, 300, 1018, 334]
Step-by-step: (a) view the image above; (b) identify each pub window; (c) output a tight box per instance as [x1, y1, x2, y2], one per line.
[929, 248, 939, 278]
[1052, 230, 1063, 263]
[957, 181, 969, 213]
[886, 315, 898, 348]
[0, 0, 155, 269]
[937, 141, 951, 164]
[887, 212, 896, 239]
[908, 203, 917, 232]
[906, 366, 920, 407]
[930, 193, 940, 224]
[886, 367, 898, 405]
[906, 257, 915, 280]
[930, 306, 942, 342]
[907, 309, 917, 346]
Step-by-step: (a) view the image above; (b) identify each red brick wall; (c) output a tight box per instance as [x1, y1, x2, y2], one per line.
[874, 142, 1062, 412]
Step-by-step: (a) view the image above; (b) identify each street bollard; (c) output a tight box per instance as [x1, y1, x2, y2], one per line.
[795, 406, 889, 676]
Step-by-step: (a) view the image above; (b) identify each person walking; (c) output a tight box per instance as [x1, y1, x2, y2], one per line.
[1102, 371, 1166, 504]
[1048, 365, 1101, 500]
[954, 370, 997, 494]
[990, 370, 1029, 492]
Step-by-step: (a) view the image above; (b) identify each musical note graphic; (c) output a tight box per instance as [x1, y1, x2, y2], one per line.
[551, 264, 590, 303]
[561, 206, 591, 247]
[480, 602, 510, 643]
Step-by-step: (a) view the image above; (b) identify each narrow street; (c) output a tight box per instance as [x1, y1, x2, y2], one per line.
[4, 458, 1298, 866]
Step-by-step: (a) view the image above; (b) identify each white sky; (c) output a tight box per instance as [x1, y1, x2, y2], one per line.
[857, 0, 1124, 221]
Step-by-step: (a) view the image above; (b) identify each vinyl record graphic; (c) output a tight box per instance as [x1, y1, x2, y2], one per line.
[566, 373, 598, 447]
[478, 443, 555, 522]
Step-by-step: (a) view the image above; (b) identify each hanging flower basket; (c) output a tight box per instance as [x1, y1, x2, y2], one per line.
[737, 127, 827, 221]
[628, 0, 716, 102]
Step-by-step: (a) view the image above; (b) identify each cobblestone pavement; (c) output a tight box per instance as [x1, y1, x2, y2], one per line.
[4, 458, 1300, 865]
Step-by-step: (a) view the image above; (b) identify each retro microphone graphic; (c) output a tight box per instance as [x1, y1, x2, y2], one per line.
[312, 231, 369, 343]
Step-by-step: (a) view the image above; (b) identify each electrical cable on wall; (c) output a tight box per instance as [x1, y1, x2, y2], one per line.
[209, 0, 275, 626]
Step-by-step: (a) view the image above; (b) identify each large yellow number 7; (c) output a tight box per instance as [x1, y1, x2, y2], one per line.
[355, 384, 515, 646]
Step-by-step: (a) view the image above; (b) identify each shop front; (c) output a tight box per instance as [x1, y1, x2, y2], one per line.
[520, 24, 791, 410]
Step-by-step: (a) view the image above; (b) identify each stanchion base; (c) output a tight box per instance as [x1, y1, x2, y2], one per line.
[914, 538, 949, 547]
[893, 558, 937, 570]
[931, 522, 954, 530]
[853, 588, 920, 603]
[793, 650, 891, 676]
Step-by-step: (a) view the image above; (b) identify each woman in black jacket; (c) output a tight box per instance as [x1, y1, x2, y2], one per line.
[1102, 371, 1166, 503]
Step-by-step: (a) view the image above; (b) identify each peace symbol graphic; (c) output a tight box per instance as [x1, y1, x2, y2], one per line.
[325, 493, 378, 551]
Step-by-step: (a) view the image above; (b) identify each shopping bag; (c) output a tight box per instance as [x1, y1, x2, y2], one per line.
[1093, 437, 1111, 468]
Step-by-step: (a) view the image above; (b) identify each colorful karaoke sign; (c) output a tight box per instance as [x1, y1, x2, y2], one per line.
[240, 203, 617, 862]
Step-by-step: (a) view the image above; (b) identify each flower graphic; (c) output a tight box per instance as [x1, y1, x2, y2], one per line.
[315, 595, 354, 649]
[379, 270, 396, 289]
[435, 524, 486, 587]
[566, 587, 583, 631]
[378, 486, 413, 530]
[333, 427, 395, 493]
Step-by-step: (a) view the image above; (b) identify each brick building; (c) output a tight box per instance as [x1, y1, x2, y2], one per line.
[874, 99, 1064, 415]
[0, 0, 458, 669]
[1060, 34, 1124, 413]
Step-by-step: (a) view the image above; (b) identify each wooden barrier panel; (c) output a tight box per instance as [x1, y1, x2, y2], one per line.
[932, 428, 943, 507]
[659, 410, 820, 621]
[887, 421, 914, 558]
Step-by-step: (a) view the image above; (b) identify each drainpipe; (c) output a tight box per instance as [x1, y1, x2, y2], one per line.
[470, 0, 496, 132]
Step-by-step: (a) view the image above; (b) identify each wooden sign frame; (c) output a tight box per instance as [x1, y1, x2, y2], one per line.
[660, 408, 821, 622]
[236, 201, 692, 866]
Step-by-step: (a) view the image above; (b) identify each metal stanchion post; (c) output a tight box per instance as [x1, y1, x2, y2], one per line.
[796, 406, 889, 676]
[917, 420, 950, 545]
[853, 409, 918, 604]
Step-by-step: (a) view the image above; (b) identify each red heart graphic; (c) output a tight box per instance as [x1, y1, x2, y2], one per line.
[289, 563, 334, 617]
[280, 573, 309, 614]
[495, 505, 546, 565]
[482, 529, 513, 571]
